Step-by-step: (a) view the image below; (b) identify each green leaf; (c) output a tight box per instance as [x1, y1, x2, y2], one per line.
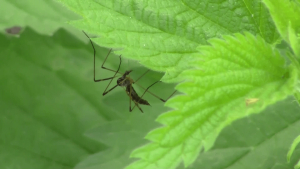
[0, 28, 110, 169]
[57, 0, 279, 82]
[0, 27, 177, 169]
[75, 96, 300, 169]
[127, 33, 297, 169]
[2, 0, 297, 169]
[263, 0, 300, 57]
[288, 22, 300, 58]
[0, 0, 86, 40]
[296, 161, 300, 169]
[185, 96, 300, 169]
[75, 111, 169, 169]
[74, 76, 176, 169]
[288, 135, 300, 163]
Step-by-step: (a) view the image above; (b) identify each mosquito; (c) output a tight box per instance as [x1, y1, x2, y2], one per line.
[83, 31, 176, 113]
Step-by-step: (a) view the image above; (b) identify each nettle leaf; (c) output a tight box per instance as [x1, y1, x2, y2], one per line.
[54, 0, 296, 168]
[0, 0, 86, 40]
[288, 135, 300, 167]
[263, 2, 300, 167]
[57, 0, 279, 82]
[185, 96, 300, 169]
[0, 28, 111, 169]
[0, 27, 177, 169]
[126, 33, 297, 169]
[263, 0, 300, 57]
[74, 111, 170, 169]
[263, 0, 300, 41]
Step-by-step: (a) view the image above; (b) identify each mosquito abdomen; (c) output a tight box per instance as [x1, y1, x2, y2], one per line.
[126, 85, 150, 106]
[137, 97, 150, 105]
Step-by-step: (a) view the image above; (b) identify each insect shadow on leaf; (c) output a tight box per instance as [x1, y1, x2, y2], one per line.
[83, 31, 176, 113]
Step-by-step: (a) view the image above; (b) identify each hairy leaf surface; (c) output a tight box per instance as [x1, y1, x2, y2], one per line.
[185, 96, 300, 169]
[57, 0, 279, 82]
[127, 33, 297, 169]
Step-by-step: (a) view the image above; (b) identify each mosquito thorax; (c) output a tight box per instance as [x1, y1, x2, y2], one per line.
[124, 70, 132, 75]
[117, 70, 133, 87]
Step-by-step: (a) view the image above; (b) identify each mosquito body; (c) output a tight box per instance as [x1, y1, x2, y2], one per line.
[117, 70, 150, 106]
[126, 85, 150, 106]
[83, 31, 176, 113]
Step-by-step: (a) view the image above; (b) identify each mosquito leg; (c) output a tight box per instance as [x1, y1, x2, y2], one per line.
[103, 84, 118, 96]
[100, 49, 122, 74]
[129, 86, 133, 112]
[131, 69, 176, 102]
[102, 55, 122, 95]
[132, 68, 177, 103]
[131, 101, 144, 113]
[129, 85, 144, 113]
[134, 82, 177, 102]
[82, 31, 122, 80]
[163, 90, 177, 101]
[134, 70, 150, 83]
[131, 100, 144, 113]
[136, 104, 144, 113]
[83, 31, 123, 95]
[129, 93, 132, 112]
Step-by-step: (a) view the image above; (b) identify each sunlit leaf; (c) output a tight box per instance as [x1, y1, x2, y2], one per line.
[127, 33, 297, 169]
[57, 0, 279, 82]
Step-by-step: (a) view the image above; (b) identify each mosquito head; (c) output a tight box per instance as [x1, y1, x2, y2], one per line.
[124, 70, 132, 76]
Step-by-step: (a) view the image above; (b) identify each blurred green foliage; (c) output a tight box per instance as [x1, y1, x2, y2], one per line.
[0, 0, 300, 169]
